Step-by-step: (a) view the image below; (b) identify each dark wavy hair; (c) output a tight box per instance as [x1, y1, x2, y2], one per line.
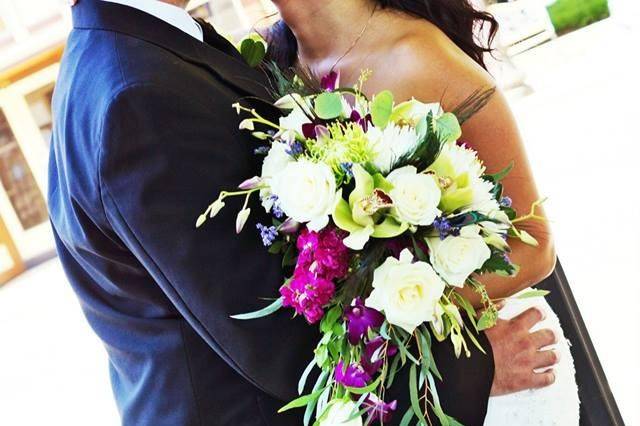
[266, 0, 498, 71]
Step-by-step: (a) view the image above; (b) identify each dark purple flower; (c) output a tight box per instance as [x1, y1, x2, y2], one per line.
[361, 336, 398, 376]
[334, 361, 370, 388]
[301, 123, 317, 139]
[364, 394, 398, 424]
[344, 298, 384, 345]
[280, 269, 335, 323]
[320, 71, 340, 92]
[349, 110, 372, 131]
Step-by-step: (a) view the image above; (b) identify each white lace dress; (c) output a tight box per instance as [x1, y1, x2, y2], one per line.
[484, 289, 580, 426]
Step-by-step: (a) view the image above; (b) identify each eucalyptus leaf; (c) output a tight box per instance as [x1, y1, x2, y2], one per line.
[486, 161, 514, 182]
[278, 388, 326, 413]
[409, 364, 428, 425]
[516, 289, 550, 299]
[370, 90, 394, 129]
[230, 297, 283, 320]
[314, 92, 343, 119]
[298, 358, 317, 395]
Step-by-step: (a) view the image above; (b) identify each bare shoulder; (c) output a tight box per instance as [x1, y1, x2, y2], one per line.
[380, 20, 495, 108]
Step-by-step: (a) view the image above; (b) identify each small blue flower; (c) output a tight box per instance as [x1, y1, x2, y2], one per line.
[500, 196, 513, 208]
[502, 253, 511, 263]
[340, 162, 354, 179]
[254, 146, 270, 155]
[256, 223, 278, 247]
[433, 217, 460, 240]
[286, 141, 304, 157]
[268, 195, 284, 219]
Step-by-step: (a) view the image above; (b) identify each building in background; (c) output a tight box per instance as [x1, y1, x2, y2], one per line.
[0, 0, 271, 284]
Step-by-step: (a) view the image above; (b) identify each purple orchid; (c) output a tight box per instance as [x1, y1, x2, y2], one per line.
[344, 298, 384, 345]
[364, 394, 398, 424]
[334, 361, 370, 388]
[361, 336, 398, 376]
[320, 71, 340, 92]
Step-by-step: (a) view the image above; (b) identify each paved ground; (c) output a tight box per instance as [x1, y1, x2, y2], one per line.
[1, 18, 638, 426]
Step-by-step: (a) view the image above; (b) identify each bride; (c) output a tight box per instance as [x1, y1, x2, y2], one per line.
[264, 0, 579, 424]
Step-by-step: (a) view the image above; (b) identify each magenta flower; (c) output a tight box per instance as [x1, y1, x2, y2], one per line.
[296, 227, 349, 281]
[280, 269, 335, 324]
[344, 298, 384, 345]
[320, 71, 340, 92]
[361, 336, 398, 376]
[334, 361, 371, 388]
[364, 394, 398, 423]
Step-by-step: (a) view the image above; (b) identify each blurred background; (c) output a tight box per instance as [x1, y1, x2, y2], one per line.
[0, 0, 638, 424]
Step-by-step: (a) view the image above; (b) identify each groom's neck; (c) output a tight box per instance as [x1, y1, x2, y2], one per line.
[275, 0, 376, 62]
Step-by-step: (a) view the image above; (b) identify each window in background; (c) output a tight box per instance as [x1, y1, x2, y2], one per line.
[0, 110, 48, 230]
[24, 83, 54, 147]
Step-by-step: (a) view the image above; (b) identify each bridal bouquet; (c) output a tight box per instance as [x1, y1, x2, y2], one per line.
[197, 69, 544, 425]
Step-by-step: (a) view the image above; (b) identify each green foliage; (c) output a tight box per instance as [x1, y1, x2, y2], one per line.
[230, 297, 283, 320]
[314, 92, 343, 119]
[239, 36, 267, 68]
[370, 90, 395, 129]
[547, 0, 610, 35]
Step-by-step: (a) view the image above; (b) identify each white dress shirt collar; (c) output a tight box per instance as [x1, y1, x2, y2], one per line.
[101, 0, 203, 42]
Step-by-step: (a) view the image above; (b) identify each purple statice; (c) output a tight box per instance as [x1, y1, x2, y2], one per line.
[361, 336, 398, 376]
[296, 227, 350, 281]
[503, 253, 511, 264]
[344, 298, 384, 345]
[280, 269, 335, 324]
[364, 395, 398, 424]
[253, 146, 270, 155]
[286, 141, 304, 157]
[320, 71, 340, 92]
[433, 216, 461, 240]
[334, 361, 370, 388]
[500, 196, 513, 208]
[256, 223, 278, 247]
[267, 195, 284, 219]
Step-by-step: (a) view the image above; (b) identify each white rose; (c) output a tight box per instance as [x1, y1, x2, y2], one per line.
[260, 142, 293, 212]
[366, 249, 446, 333]
[271, 160, 338, 231]
[427, 225, 491, 287]
[319, 400, 363, 426]
[367, 124, 419, 173]
[387, 166, 441, 226]
[279, 104, 311, 135]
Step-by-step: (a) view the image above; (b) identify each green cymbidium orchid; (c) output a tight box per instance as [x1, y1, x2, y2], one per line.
[333, 164, 408, 250]
[428, 149, 475, 213]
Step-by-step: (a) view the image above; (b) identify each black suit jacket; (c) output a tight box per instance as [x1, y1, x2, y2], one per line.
[48, 1, 494, 424]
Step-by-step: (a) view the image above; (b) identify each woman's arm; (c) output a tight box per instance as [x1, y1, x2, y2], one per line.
[387, 28, 556, 304]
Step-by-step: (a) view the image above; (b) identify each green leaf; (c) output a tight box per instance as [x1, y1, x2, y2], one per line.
[370, 90, 394, 129]
[409, 364, 428, 425]
[278, 388, 326, 413]
[344, 375, 381, 395]
[314, 92, 343, 120]
[239, 37, 267, 67]
[282, 244, 297, 267]
[477, 308, 497, 331]
[320, 305, 342, 333]
[298, 358, 317, 395]
[435, 112, 462, 143]
[516, 289, 550, 299]
[230, 297, 283, 320]
[385, 354, 402, 388]
[399, 408, 414, 426]
[486, 161, 514, 182]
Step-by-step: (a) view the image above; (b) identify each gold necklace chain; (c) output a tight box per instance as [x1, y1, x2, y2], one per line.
[296, 5, 377, 76]
[328, 5, 377, 73]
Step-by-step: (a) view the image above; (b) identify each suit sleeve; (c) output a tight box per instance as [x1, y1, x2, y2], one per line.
[98, 82, 318, 401]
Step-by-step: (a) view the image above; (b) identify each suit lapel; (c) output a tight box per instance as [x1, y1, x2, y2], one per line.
[72, 0, 274, 102]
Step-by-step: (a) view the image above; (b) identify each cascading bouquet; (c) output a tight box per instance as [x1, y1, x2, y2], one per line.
[196, 68, 545, 425]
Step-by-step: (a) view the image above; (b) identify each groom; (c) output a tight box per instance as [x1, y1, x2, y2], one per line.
[50, 1, 558, 424]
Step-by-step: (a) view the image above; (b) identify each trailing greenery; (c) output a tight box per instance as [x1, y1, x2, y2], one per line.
[547, 0, 610, 35]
